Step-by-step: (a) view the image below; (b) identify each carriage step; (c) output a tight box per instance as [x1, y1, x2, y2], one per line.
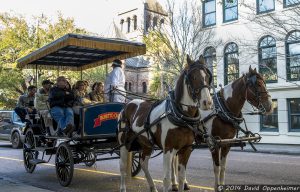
[29, 159, 47, 165]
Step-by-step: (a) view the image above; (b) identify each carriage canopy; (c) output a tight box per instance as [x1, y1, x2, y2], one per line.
[17, 33, 146, 71]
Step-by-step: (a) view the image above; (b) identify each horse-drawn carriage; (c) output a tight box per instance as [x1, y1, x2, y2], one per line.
[17, 34, 146, 186]
[17, 34, 271, 192]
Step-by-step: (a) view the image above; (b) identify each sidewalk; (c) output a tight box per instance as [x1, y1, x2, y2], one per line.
[0, 176, 53, 192]
[231, 143, 300, 155]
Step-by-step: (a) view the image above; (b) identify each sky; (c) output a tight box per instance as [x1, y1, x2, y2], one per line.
[0, 0, 164, 35]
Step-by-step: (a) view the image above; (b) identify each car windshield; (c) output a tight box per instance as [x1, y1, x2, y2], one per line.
[0, 112, 12, 121]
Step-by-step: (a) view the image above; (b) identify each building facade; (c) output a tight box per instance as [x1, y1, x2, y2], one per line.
[201, 0, 300, 144]
[115, 0, 167, 94]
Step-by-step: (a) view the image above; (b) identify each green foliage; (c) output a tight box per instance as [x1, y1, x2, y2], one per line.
[0, 12, 89, 109]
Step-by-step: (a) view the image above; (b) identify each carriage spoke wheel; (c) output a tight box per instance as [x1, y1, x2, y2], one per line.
[23, 128, 38, 173]
[55, 142, 74, 187]
[131, 151, 141, 177]
[84, 151, 96, 167]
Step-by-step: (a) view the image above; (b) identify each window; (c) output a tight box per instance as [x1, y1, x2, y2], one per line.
[160, 19, 164, 28]
[284, 0, 300, 7]
[288, 98, 300, 132]
[146, 15, 151, 32]
[286, 31, 300, 81]
[125, 82, 128, 90]
[224, 42, 239, 85]
[129, 82, 132, 92]
[153, 16, 158, 29]
[223, 0, 238, 23]
[204, 47, 217, 87]
[203, 0, 216, 27]
[261, 100, 278, 132]
[133, 15, 137, 30]
[259, 35, 277, 83]
[257, 0, 275, 14]
[120, 19, 124, 32]
[126, 17, 131, 33]
[142, 82, 147, 93]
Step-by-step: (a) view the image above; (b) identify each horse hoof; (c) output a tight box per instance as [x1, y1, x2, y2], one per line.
[184, 183, 190, 191]
[171, 184, 179, 191]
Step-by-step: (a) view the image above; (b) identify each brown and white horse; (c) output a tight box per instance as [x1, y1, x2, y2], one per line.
[177, 66, 273, 191]
[118, 55, 213, 192]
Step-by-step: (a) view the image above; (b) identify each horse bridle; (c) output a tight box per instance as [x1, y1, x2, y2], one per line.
[184, 64, 212, 102]
[245, 74, 269, 114]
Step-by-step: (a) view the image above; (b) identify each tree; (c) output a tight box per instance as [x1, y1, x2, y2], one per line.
[144, 0, 221, 96]
[0, 12, 89, 109]
[238, 1, 300, 86]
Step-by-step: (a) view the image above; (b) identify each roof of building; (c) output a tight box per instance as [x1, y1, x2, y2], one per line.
[125, 56, 150, 68]
[145, 0, 168, 16]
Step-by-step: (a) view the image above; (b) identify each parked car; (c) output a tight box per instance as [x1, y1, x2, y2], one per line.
[0, 110, 25, 148]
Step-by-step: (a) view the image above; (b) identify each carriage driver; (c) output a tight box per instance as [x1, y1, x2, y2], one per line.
[48, 76, 75, 137]
[104, 59, 126, 103]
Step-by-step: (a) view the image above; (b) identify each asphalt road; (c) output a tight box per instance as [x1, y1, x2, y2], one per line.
[0, 140, 300, 192]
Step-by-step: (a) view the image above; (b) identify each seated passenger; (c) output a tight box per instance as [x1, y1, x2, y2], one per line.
[73, 81, 92, 114]
[14, 85, 37, 123]
[89, 82, 104, 103]
[48, 76, 75, 137]
[34, 79, 53, 111]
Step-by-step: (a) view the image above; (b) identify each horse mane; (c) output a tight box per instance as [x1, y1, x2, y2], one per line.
[174, 70, 185, 104]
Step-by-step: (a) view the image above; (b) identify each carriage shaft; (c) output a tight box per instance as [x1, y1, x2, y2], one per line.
[218, 136, 261, 145]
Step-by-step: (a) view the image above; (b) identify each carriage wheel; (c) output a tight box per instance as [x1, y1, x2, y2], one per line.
[131, 151, 141, 177]
[84, 151, 96, 167]
[23, 128, 38, 173]
[55, 142, 74, 187]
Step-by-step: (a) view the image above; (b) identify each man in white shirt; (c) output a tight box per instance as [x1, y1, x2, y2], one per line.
[104, 59, 126, 103]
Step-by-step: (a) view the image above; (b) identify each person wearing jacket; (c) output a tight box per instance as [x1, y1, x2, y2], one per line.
[14, 85, 37, 123]
[48, 76, 75, 137]
[34, 79, 53, 111]
[104, 59, 126, 102]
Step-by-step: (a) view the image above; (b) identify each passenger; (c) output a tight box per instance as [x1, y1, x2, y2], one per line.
[89, 82, 105, 103]
[48, 76, 75, 137]
[104, 59, 126, 103]
[14, 85, 37, 123]
[73, 80, 92, 114]
[34, 79, 53, 111]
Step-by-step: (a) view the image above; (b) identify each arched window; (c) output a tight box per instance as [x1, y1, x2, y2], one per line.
[204, 47, 217, 87]
[120, 19, 124, 32]
[259, 35, 277, 83]
[133, 15, 137, 30]
[224, 42, 239, 85]
[142, 82, 147, 93]
[129, 82, 132, 92]
[159, 19, 164, 28]
[153, 16, 158, 29]
[126, 17, 131, 33]
[125, 82, 128, 90]
[146, 15, 151, 32]
[286, 30, 300, 81]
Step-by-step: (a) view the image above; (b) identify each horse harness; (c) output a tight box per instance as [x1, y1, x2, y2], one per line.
[118, 91, 207, 151]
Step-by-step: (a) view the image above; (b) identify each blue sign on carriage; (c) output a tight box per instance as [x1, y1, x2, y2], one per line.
[80, 103, 124, 138]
